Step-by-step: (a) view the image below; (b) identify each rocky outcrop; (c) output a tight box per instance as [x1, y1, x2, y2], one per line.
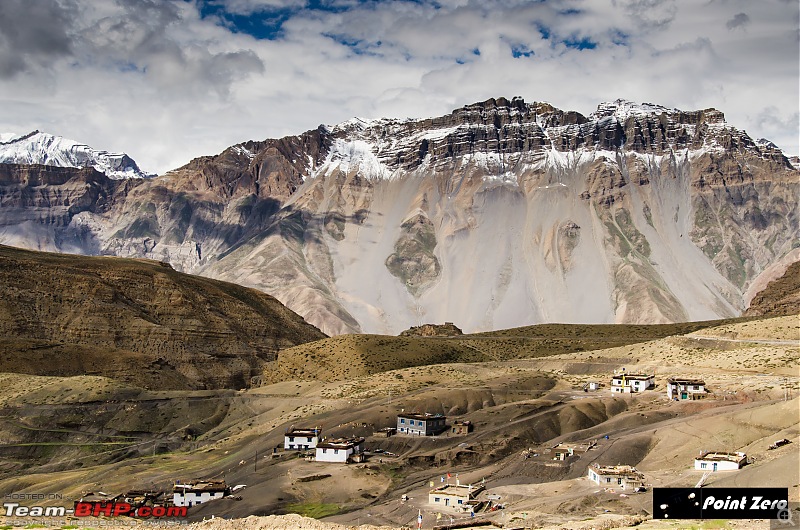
[400, 322, 464, 337]
[385, 213, 441, 296]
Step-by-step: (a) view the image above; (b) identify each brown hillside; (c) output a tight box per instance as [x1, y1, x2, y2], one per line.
[263, 334, 487, 383]
[264, 318, 756, 385]
[745, 259, 800, 317]
[0, 245, 325, 390]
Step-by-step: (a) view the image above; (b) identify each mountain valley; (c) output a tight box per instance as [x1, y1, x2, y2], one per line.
[0, 96, 798, 530]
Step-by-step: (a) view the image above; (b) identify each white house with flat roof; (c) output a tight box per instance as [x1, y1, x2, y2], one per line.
[428, 483, 484, 509]
[611, 373, 654, 394]
[173, 480, 228, 508]
[694, 451, 746, 471]
[284, 427, 321, 450]
[587, 464, 645, 490]
[315, 437, 364, 463]
[667, 378, 706, 400]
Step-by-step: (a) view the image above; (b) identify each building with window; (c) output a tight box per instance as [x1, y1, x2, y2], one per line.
[173, 480, 228, 508]
[694, 451, 746, 471]
[667, 378, 706, 400]
[315, 437, 365, 463]
[587, 464, 645, 490]
[396, 413, 446, 436]
[428, 484, 484, 509]
[450, 420, 472, 436]
[552, 441, 595, 461]
[610, 373, 654, 394]
[284, 427, 321, 450]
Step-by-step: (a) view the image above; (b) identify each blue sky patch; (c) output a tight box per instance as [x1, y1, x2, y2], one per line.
[562, 36, 597, 50]
[536, 24, 551, 40]
[198, 3, 292, 40]
[197, 0, 359, 40]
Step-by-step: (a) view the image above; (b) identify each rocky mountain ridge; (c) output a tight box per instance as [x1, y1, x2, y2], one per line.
[0, 97, 796, 335]
[0, 131, 153, 179]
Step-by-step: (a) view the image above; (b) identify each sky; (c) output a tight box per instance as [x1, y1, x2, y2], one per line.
[0, 0, 797, 174]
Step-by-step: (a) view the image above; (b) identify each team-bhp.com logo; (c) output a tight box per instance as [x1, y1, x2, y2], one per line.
[3, 501, 187, 518]
[74, 501, 188, 518]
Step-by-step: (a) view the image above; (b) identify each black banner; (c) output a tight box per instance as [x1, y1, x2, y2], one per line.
[653, 488, 789, 520]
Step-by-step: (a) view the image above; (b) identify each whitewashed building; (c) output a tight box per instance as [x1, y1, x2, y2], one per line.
[694, 451, 746, 471]
[610, 373, 654, 394]
[587, 464, 645, 490]
[173, 480, 228, 508]
[397, 413, 446, 436]
[284, 427, 321, 450]
[667, 378, 706, 400]
[315, 437, 364, 463]
[429, 484, 484, 509]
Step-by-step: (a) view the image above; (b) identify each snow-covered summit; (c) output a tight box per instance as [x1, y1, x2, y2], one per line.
[0, 131, 153, 179]
[591, 99, 674, 122]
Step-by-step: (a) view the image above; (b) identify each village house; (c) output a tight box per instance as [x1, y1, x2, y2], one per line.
[315, 437, 365, 463]
[694, 451, 747, 471]
[667, 378, 706, 400]
[373, 427, 396, 438]
[450, 420, 472, 435]
[78, 492, 122, 503]
[172, 480, 228, 508]
[552, 441, 595, 461]
[587, 464, 645, 490]
[610, 373, 654, 394]
[122, 490, 163, 507]
[284, 427, 321, 450]
[428, 483, 485, 509]
[397, 413, 446, 436]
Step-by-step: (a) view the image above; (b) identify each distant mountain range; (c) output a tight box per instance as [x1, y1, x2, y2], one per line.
[0, 97, 797, 335]
[0, 131, 153, 179]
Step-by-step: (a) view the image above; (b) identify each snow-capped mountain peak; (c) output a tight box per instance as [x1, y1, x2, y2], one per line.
[591, 99, 673, 121]
[0, 131, 153, 179]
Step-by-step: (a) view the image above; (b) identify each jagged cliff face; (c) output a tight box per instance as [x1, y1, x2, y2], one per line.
[0, 98, 797, 335]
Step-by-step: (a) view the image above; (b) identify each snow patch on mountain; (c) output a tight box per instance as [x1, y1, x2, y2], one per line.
[323, 138, 393, 180]
[0, 131, 153, 179]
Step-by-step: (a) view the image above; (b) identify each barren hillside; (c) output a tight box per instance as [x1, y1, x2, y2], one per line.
[0, 245, 325, 390]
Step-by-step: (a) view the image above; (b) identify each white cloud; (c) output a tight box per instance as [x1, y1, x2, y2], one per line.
[0, 0, 796, 174]
[214, 0, 306, 16]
